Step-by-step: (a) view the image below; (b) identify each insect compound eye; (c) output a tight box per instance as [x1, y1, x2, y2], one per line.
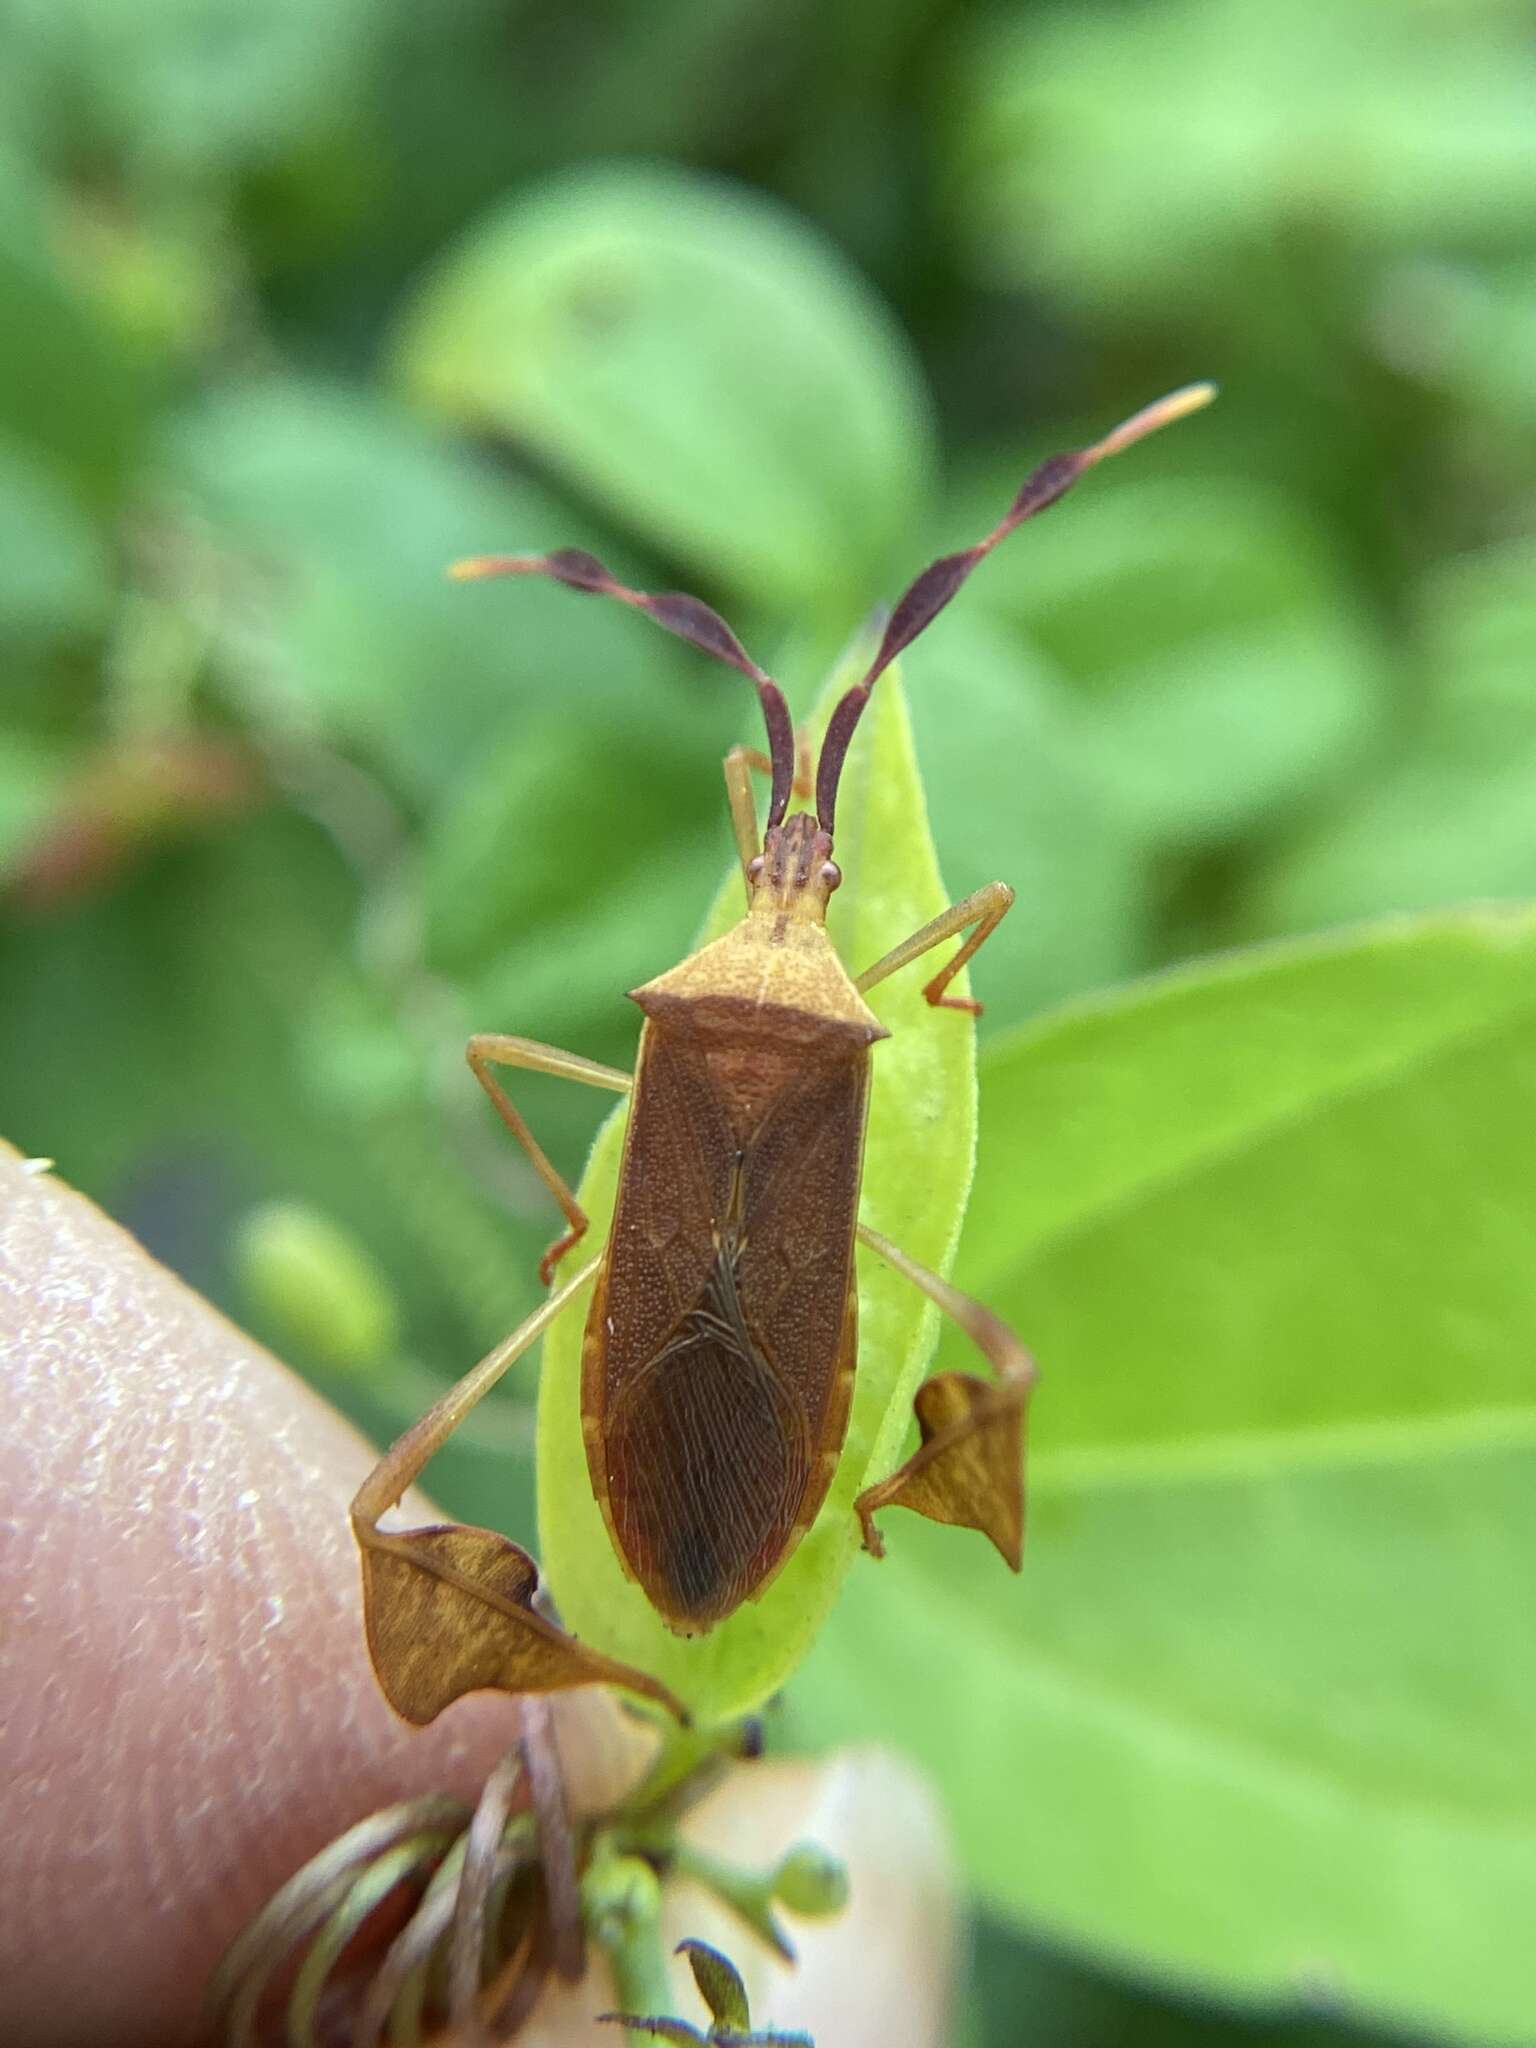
[820, 862, 842, 892]
[746, 855, 765, 883]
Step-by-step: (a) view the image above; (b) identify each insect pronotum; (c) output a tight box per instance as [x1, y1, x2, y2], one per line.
[350, 384, 1216, 1722]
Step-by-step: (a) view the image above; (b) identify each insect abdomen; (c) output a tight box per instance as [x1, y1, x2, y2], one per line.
[583, 1009, 869, 1633]
[606, 1303, 810, 1626]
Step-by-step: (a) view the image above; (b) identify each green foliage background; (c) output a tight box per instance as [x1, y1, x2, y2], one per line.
[2, 2, 1532, 2043]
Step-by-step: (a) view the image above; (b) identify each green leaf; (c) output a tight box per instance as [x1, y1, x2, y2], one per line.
[1251, 535, 1536, 935]
[950, 0, 1536, 313]
[537, 657, 978, 1723]
[0, 804, 531, 1406]
[158, 380, 679, 800]
[903, 613, 1150, 1028]
[941, 470, 1383, 847]
[0, 440, 114, 646]
[0, 152, 144, 505]
[392, 164, 933, 615]
[1392, 257, 1536, 442]
[419, 697, 737, 1072]
[0, 733, 73, 873]
[794, 907, 1536, 2044]
[7, 0, 377, 182]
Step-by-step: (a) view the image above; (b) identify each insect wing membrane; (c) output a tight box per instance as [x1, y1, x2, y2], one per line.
[583, 1004, 869, 1632]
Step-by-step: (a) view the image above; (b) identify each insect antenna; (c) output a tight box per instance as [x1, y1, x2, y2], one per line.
[452, 546, 797, 829]
[814, 381, 1218, 835]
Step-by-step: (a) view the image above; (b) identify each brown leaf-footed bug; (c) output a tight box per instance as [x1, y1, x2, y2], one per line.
[349, 384, 1216, 1720]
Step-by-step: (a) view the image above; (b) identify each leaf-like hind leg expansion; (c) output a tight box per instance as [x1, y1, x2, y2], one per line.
[351, 1256, 685, 1723]
[467, 1033, 632, 1284]
[853, 879, 1015, 1016]
[852, 1223, 1036, 1569]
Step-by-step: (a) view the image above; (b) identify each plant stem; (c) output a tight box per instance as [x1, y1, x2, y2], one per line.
[605, 1914, 676, 2047]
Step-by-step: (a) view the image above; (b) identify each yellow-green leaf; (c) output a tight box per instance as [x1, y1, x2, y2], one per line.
[795, 907, 1536, 2045]
[537, 655, 978, 1724]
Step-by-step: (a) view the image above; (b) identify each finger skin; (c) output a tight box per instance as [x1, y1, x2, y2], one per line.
[0, 1143, 646, 2047]
[0, 1144, 958, 2047]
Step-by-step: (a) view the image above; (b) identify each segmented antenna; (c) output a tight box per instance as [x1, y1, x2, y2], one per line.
[815, 382, 1218, 835]
[452, 546, 797, 830]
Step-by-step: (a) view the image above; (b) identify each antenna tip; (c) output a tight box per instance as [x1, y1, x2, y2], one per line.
[1093, 381, 1219, 462]
[447, 553, 539, 583]
[1167, 379, 1220, 418]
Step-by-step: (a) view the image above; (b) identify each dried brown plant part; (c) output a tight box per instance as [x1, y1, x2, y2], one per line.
[852, 1225, 1037, 1570]
[475, 1872, 557, 2041]
[211, 1746, 563, 2048]
[523, 1697, 585, 1983]
[439, 1706, 585, 2042]
[205, 1797, 468, 2047]
[350, 1834, 475, 2048]
[448, 1750, 529, 2036]
[345, 1801, 547, 2048]
[282, 1831, 451, 2045]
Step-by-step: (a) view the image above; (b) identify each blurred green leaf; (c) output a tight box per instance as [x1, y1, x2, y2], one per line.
[1251, 536, 1536, 933]
[0, 812, 375, 1345]
[0, 441, 115, 646]
[537, 660, 978, 1723]
[0, 807, 526, 1353]
[1364, 256, 1536, 447]
[0, 734, 73, 871]
[420, 698, 730, 1022]
[903, 612, 1151, 1026]
[0, 163, 145, 503]
[945, 471, 1384, 846]
[6, 0, 377, 183]
[233, 1198, 402, 1373]
[159, 380, 681, 798]
[796, 907, 1536, 2044]
[965, 1911, 1410, 2048]
[393, 163, 933, 614]
[950, 0, 1536, 314]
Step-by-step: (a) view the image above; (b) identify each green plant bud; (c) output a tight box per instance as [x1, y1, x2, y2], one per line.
[233, 1201, 401, 1373]
[770, 1840, 849, 1918]
[582, 1848, 662, 1949]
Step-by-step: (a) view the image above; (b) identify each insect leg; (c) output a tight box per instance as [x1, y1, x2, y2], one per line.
[723, 746, 763, 886]
[723, 727, 817, 888]
[791, 723, 814, 799]
[467, 1034, 631, 1285]
[852, 880, 1015, 1016]
[350, 1253, 683, 1722]
[851, 1222, 1037, 1571]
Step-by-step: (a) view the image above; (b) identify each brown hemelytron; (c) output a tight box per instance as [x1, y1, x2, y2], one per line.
[350, 385, 1216, 1712]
